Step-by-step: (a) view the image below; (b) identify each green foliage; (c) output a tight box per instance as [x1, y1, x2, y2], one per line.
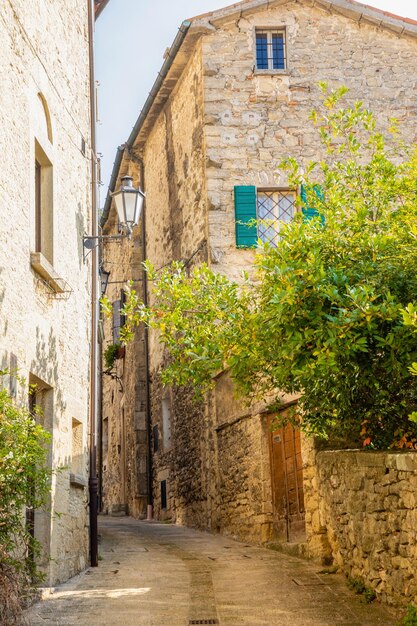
[118, 264, 255, 390]
[103, 342, 121, 370]
[347, 576, 376, 603]
[401, 304, 417, 426]
[0, 378, 51, 621]
[399, 606, 417, 626]
[118, 86, 417, 449]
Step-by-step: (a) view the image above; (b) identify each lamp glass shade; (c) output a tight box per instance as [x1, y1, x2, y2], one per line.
[112, 176, 145, 230]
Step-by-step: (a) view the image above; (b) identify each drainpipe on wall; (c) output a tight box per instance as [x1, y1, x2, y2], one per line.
[87, 0, 99, 568]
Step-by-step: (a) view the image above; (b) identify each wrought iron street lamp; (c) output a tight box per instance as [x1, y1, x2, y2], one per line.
[85, 170, 144, 569]
[83, 176, 145, 257]
[111, 176, 145, 235]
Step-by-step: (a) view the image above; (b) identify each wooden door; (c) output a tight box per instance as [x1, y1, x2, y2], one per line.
[267, 411, 305, 543]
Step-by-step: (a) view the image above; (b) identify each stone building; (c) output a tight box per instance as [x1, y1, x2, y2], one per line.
[0, 0, 105, 584]
[100, 0, 417, 605]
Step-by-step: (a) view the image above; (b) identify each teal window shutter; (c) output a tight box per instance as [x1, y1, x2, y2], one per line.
[234, 186, 258, 248]
[301, 184, 324, 223]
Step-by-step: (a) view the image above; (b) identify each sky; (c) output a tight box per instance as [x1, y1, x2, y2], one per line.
[95, 0, 417, 207]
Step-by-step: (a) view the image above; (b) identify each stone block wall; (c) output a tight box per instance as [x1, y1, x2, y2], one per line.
[101, 197, 149, 520]
[151, 380, 212, 527]
[202, 1, 417, 280]
[211, 372, 274, 543]
[215, 414, 273, 543]
[0, 0, 92, 585]
[101, 1, 417, 588]
[101, 43, 209, 526]
[143, 42, 209, 368]
[140, 43, 210, 523]
[304, 450, 417, 607]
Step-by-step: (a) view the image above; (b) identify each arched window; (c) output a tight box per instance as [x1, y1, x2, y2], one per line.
[36, 93, 53, 143]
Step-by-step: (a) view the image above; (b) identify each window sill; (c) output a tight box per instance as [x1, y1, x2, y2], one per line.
[254, 69, 289, 76]
[30, 252, 65, 293]
[70, 473, 87, 489]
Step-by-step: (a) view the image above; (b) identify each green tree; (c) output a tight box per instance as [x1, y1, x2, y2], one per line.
[118, 86, 417, 449]
[0, 375, 51, 623]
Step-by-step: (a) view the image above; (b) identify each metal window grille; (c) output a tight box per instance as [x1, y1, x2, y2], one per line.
[256, 29, 286, 70]
[257, 190, 296, 247]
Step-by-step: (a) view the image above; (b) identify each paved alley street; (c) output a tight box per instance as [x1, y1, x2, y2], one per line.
[26, 516, 397, 626]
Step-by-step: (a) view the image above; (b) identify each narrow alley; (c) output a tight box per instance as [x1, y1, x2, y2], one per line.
[26, 517, 396, 626]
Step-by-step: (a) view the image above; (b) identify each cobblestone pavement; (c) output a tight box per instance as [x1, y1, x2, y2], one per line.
[26, 516, 397, 626]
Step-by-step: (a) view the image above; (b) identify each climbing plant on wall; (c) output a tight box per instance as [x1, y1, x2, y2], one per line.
[112, 86, 417, 450]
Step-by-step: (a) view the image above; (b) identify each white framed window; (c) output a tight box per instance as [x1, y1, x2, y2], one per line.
[257, 189, 297, 246]
[255, 29, 286, 71]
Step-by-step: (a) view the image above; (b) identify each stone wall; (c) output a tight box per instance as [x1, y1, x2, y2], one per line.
[101, 0, 417, 578]
[304, 450, 417, 607]
[212, 372, 274, 543]
[151, 379, 212, 527]
[101, 44, 209, 523]
[0, 0, 92, 584]
[140, 42, 210, 522]
[143, 42, 208, 368]
[101, 193, 149, 520]
[202, 1, 417, 279]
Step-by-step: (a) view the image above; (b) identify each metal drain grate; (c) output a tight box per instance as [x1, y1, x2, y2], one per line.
[189, 620, 219, 625]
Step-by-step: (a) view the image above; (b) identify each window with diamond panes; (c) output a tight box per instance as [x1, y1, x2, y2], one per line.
[256, 29, 286, 70]
[257, 190, 296, 246]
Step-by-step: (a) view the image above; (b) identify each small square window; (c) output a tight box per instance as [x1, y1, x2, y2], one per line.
[257, 189, 296, 246]
[255, 29, 286, 71]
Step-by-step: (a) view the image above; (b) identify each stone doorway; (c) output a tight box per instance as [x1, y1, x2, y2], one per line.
[267, 410, 305, 543]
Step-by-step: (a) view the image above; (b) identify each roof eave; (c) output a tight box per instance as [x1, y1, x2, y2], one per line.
[95, 0, 111, 20]
[191, 0, 417, 35]
[101, 20, 215, 229]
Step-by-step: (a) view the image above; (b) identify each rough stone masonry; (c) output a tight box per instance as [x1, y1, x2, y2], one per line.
[101, 0, 417, 608]
[0, 0, 93, 584]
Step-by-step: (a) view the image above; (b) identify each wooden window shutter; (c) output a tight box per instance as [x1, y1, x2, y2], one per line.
[234, 185, 258, 248]
[120, 289, 127, 328]
[301, 184, 324, 222]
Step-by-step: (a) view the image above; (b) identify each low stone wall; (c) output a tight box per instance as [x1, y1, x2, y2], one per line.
[305, 449, 417, 607]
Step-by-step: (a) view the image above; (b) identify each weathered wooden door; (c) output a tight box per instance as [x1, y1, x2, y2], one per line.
[267, 411, 305, 542]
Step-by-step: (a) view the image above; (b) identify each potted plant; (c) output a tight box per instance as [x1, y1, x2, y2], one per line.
[103, 342, 125, 370]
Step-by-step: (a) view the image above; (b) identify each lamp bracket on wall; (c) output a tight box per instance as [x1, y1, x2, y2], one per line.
[82, 232, 130, 261]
